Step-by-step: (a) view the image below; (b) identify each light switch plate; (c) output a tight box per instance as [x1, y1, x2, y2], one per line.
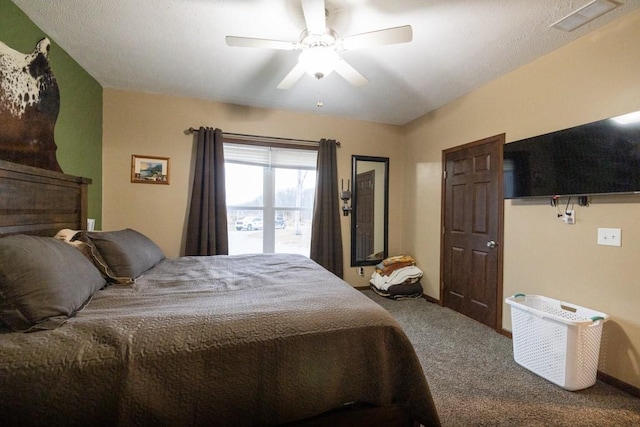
[597, 228, 621, 247]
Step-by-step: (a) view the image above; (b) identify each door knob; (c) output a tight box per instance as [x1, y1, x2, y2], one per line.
[486, 240, 498, 249]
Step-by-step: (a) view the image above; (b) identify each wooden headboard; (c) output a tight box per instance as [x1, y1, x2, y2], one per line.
[0, 159, 91, 237]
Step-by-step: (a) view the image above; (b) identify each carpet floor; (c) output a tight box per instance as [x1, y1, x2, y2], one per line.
[362, 290, 640, 427]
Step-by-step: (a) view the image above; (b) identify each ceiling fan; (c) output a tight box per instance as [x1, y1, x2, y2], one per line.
[225, 0, 413, 89]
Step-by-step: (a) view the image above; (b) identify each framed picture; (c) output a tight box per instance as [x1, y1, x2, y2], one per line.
[131, 155, 170, 184]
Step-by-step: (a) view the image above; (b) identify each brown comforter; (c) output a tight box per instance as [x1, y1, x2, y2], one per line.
[0, 254, 439, 426]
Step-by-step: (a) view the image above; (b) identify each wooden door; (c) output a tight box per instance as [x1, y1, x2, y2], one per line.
[355, 170, 375, 260]
[441, 135, 504, 330]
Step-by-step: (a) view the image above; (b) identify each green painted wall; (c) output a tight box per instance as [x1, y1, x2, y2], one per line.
[0, 0, 103, 227]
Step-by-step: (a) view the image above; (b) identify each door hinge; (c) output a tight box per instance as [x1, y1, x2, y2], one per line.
[443, 170, 447, 179]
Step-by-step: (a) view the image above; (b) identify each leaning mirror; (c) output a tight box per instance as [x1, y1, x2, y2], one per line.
[350, 155, 389, 266]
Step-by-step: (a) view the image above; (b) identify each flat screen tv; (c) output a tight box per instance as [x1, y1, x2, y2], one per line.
[503, 111, 640, 199]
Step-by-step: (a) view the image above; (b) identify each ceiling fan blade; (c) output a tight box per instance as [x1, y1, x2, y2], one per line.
[226, 36, 297, 51]
[277, 63, 306, 89]
[301, 0, 326, 35]
[339, 25, 413, 50]
[333, 57, 369, 87]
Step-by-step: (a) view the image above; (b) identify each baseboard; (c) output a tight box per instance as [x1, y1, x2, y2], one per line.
[420, 294, 439, 304]
[500, 328, 512, 339]
[500, 329, 640, 397]
[596, 371, 640, 398]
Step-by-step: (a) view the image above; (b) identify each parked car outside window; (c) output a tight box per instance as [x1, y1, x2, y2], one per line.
[235, 217, 263, 231]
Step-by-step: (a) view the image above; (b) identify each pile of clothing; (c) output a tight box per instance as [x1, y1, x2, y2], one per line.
[369, 254, 423, 299]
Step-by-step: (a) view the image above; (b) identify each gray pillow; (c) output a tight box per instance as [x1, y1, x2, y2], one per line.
[86, 229, 165, 284]
[0, 235, 106, 332]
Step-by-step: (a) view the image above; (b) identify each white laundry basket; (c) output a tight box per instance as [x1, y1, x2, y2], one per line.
[505, 294, 608, 391]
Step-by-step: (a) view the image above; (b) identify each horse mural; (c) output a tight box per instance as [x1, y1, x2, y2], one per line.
[0, 38, 62, 172]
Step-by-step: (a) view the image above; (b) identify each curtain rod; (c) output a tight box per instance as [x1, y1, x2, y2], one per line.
[186, 127, 340, 147]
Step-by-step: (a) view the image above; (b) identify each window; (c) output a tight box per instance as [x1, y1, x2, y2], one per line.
[224, 142, 317, 256]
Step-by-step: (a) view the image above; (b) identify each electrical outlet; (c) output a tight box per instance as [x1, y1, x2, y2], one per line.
[597, 228, 621, 247]
[357, 267, 364, 276]
[563, 210, 575, 224]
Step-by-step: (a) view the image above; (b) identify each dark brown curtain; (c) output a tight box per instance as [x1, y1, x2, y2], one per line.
[310, 139, 343, 278]
[185, 127, 228, 256]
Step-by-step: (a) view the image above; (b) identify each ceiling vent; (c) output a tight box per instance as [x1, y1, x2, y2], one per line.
[550, 0, 621, 32]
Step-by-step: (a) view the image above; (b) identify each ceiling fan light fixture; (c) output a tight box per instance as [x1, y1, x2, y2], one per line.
[227, 0, 406, 89]
[298, 46, 338, 80]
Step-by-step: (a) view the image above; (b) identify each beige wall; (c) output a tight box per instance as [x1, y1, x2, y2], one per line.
[402, 10, 640, 388]
[102, 90, 402, 287]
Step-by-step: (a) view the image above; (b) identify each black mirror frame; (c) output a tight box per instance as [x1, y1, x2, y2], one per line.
[350, 155, 389, 267]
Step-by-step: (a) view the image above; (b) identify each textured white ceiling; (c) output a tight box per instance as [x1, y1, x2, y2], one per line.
[10, 0, 640, 125]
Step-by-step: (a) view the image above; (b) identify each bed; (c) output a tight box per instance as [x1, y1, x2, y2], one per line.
[0, 159, 440, 426]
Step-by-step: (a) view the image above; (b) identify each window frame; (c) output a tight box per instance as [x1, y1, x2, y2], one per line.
[223, 136, 318, 255]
